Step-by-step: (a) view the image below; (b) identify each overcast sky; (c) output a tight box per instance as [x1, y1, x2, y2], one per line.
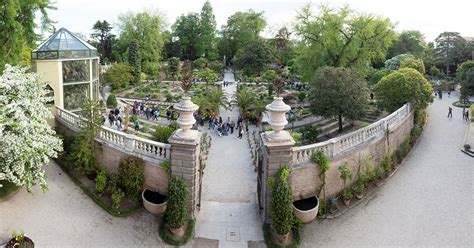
[48, 0, 474, 42]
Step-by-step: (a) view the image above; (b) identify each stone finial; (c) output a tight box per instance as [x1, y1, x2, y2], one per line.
[264, 97, 294, 145]
[174, 96, 199, 139]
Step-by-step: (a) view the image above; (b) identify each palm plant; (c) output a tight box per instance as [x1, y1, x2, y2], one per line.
[208, 88, 229, 110]
[251, 99, 268, 126]
[234, 86, 257, 114]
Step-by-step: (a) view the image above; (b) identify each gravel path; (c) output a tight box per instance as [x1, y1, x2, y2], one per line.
[301, 91, 473, 246]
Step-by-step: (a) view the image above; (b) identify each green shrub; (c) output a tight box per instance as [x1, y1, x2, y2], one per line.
[106, 94, 118, 108]
[142, 123, 151, 133]
[342, 188, 353, 200]
[301, 126, 319, 144]
[410, 125, 422, 145]
[381, 153, 392, 174]
[95, 169, 107, 194]
[471, 105, 474, 122]
[375, 166, 385, 179]
[111, 189, 124, 209]
[298, 92, 306, 102]
[353, 180, 365, 195]
[165, 177, 189, 229]
[290, 131, 302, 145]
[269, 165, 294, 235]
[160, 161, 171, 173]
[118, 156, 144, 201]
[165, 92, 173, 102]
[395, 140, 410, 162]
[106, 173, 118, 194]
[154, 125, 175, 143]
[318, 200, 326, 216]
[268, 84, 274, 96]
[414, 109, 426, 126]
[69, 134, 97, 175]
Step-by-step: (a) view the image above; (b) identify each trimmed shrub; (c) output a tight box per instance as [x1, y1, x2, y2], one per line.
[106, 173, 118, 194]
[118, 156, 144, 201]
[270, 165, 294, 236]
[410, 125, 422, 145]
[95, 169, 107, 194]
[154, 125, 175, 143]
[165, 177, 189, 229]
[301, 126, 319, 144]
[106, 94, 118, 108]
[111, 189, 124, 209]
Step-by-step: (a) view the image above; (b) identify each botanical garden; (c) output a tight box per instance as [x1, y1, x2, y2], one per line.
[1, 0, 473, 247]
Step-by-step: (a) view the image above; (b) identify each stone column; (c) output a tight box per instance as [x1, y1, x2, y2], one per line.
[168, 96, 201, 217]
[261, 97, 295, 222]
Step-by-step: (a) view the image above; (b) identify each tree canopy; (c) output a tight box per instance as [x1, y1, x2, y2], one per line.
[400, 58, 425, 74]
[234, 40, 274, 76]
[456, 60, 474, 99]
[388, 30, 426, 58]
[0, 0, 56, 71]
[294, 4, 396, 81]
[434, 32, 469, 76]
[117, 9, 165, 76]
[197, 1, 218, 60]
[172, 13, 201, 60]
[309, 66, 370, 132]
[103, 63, 133, 90]
[375, 68, 433, 112]
[90, 20, 114, 63]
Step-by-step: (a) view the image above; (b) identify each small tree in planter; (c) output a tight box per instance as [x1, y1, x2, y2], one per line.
[118, 156, 144, 201]
[338, 162, 353, 206]
[269, 165, 294, 245]
[95, 169, 107, 196]
[164, 176, 189, 238]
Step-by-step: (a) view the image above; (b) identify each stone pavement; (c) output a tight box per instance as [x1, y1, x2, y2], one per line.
[301, 91, 473, 246]
[195, 71, 264, 247]
[0, 161, 217, 247]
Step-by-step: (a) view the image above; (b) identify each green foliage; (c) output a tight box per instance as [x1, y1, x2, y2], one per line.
[381, 153, 392, 174]
[106, 173, 118, 194]
[192, 57, 208, 69]
[312, 150, 330, 175]
[268, 84, 274, 96]
[262, 69, 277, 83]
[111, 189, 125, 209]
[298, 92, 306, 102]
[262, 223, 301, 248]
[95, 169, 107, 194]
[388, 30, 426, 58]
[400, 58, 425, 74]
[197, 1, 218, 60]
[429, 66, 441, 78]
[374, 165, 385, 179]
[167, 57, 181, 81]
[234, 86, 258, 113]
[290, 131, 302, 145]
[300, 125, 319, 144]
[410, 125, 422, 145]
[376, 68, 433, 112]
[117, 9, 165, 76]
[154, 125, 175, 143]
[165, 177, 189, 229]
[160, 161, 171, 173]
[0, 0, 55, 71]
[118, 156, 144, 201]
[172, 13, 201, 60]
[457, 61, 474, 99]
[219, 10, 266, 62]
[103, 63, 133, 90]
[318, 200, 326, 216]
[234, 40, 274, 76]
[195, 67, 218, 89]
[294, 4, 396, 81]
[270, 166, 294, 235]
[106, 94, 118, 108]
[342, 188, 353, 200]
[395, 140, 410, 163]
[142, 123, 151, 133]
[309, 66, 370, 132]
[385, 53, 415, 71]
[353, 180, 365, 195]
[338, 163, 353, 183]
[128, 40, 141, 84]
[91, 20, 114, 63]
[434, 32, 469, 76]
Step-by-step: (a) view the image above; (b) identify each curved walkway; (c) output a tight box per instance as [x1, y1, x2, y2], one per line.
[195, 71, 263, 247]
[302, 92, 473, 246]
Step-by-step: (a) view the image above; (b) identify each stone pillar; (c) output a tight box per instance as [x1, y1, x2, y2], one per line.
[168, 96, 201, 217]
[261, 97, 295, 222]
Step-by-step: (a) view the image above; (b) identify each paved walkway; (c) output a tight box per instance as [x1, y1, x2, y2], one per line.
[301, 92, 473, 246]
[195, 71, 263, 247]
[0, 161, 217, 247]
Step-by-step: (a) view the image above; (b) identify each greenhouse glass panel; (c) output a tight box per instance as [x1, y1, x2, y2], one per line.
[92, 80, 99, 100]
[63, 60, 90, 83]
[63, 83, 90, 110]
[92, 59, 99, 79]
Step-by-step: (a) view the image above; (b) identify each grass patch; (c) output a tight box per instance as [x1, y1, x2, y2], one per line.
[452, 100, 472, 108]
[0, 180, 20, 200]
[159, 219, 195, 246]
[54, 158, 142, 217]
[263, 223, 301, 248]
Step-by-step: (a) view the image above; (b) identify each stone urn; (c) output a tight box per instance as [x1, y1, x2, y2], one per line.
[173, 96, 199, 139]
[142, 189, 167, 216]
[292, 195, 319, 223]
[264, 97, 294, 145]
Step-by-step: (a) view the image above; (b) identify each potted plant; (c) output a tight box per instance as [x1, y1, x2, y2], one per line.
[95, 169, 107, 197]
[269, 165, 294, 245]
[142, 188, 167, 215]
[353, 180, 365, 199]
[338, 163, 353, 206]
[6, 230, 34, 248]
[164, 177, 188, 238]
[311, 149, 330, 215]
[374, 166, 385, 186]
[293, 195, 319, 223]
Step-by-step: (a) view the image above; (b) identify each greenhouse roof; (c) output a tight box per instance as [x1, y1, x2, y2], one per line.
[32, 28, 97, 60]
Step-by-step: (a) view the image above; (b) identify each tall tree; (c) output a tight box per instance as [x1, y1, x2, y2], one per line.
[219, 10, 266, 63]
[0, 0, 56, 70]
[434, 32, 468, 76]
[309, 67, 370, 132]
[117, 9, 165, 77]
[388, 30, 426, 58]
[91, 20, 114, 63]
[234, 40, 274, 76]
[197, 1, 218, 60]
[172, 13, 201, 60]
[456, 61, 474, 100]
[128, 41, 141, 84]
[294, 4, 396, 81]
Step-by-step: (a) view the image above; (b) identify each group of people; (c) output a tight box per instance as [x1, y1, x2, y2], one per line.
[446, 106, 470, 121]
[207, 112, 249, 138]
[222, 81, 230, 87]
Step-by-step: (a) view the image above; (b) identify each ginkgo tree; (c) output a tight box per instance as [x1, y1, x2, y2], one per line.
[0, 65, 63, 191]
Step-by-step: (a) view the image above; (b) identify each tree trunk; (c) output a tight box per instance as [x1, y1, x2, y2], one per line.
[338, 114, 343, 133]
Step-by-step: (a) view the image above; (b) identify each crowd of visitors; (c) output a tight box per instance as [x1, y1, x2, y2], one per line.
[207, 112, 249, 139]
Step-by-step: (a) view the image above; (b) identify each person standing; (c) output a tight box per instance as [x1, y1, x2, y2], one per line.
[134, 118, 140, 131]
[229, 120, 235, 134]
[462, 108, 466, 120]
[466, 109, 470, 121]
[447, 107, 453, 118]
[238, 122, 243, 139]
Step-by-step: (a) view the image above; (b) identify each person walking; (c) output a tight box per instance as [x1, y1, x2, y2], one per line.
[462, 108, 466, 120]
[466, 109, 470, 121]
[447, 107, 453, 118]
[238, 122, 243, 139]
[229, 120, 235, 134]
[134, 118, 140, 131]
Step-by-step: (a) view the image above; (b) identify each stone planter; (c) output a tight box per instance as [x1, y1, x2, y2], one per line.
[6, 236, 34, 248]
[142, 189, 167, 216]
[272, 231, 291, 245]
[292, 195, 319, 223]
[343, 198, 351, 206]
[169, 225, 185, 238]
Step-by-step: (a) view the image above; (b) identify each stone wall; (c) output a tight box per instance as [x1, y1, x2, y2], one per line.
[56, 119, 169, 194]
[291, 110, 414, 200]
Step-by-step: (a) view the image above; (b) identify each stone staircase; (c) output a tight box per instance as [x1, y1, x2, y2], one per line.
[360, 103, 384, 123]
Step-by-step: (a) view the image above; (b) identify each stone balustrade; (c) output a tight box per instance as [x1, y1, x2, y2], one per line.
[292, 103, 411, 166]
[56, 106, 170, 163]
